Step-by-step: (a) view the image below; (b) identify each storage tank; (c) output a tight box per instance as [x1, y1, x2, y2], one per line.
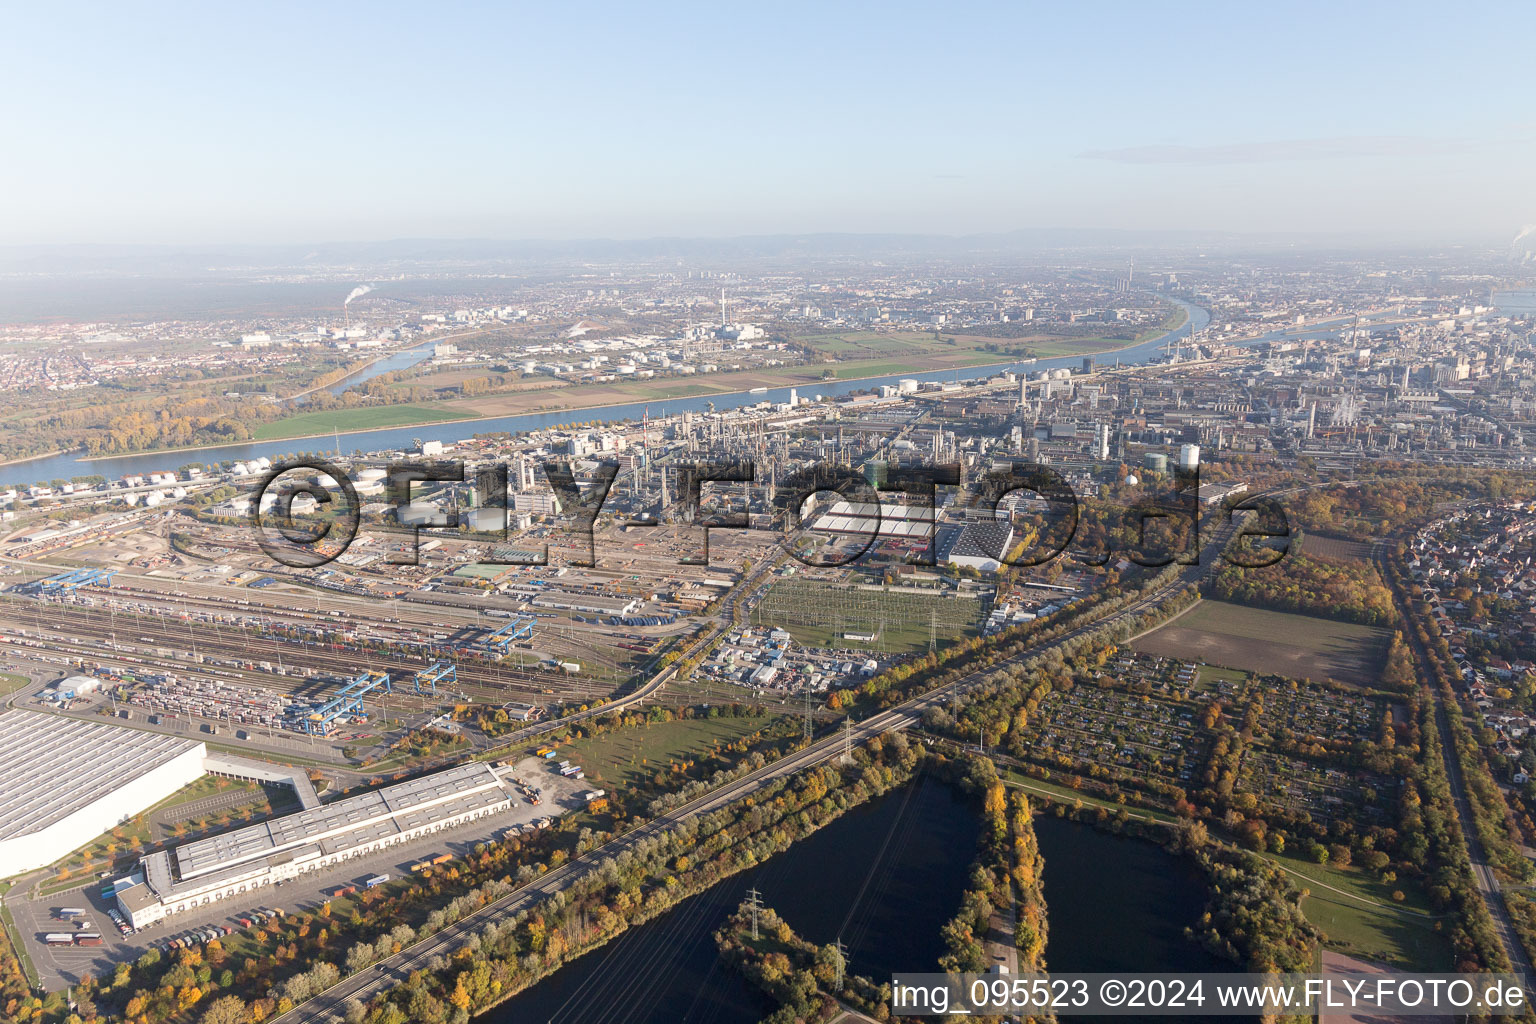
[1143, 453, 1168, 474]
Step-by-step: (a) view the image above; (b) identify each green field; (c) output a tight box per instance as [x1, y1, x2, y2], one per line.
[1134, 600, 1389, 686]
[752, 578, 983, 654]
[1273, 853, 1449, 970]
[556, 715, 775, 790]
[796, 331, 990, 358]
[252, 404, 475, 440]
[828, 360, 927, 379]
[1194, 665, 1250, 689]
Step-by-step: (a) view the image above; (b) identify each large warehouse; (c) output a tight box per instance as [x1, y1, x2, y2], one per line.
[0, 710, 207, 878]
[117, 761, 515, 928]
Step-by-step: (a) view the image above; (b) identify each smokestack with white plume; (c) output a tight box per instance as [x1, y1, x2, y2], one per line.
[343, 284, 375, 329]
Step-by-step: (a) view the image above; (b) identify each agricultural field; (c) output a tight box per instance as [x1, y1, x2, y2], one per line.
[749, 577, 984, 654]
[1300, 534, 1374, 563]
[1131, 600, 1390, 685]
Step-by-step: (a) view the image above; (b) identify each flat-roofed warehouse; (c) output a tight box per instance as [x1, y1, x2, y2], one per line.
[0, 710, 206, 878]
[808, 500, 936, 540]
[116, 761, 516, 928]
[528, 589, 639, 616]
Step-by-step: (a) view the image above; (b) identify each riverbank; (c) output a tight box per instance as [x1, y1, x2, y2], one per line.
[76, 322, 1177, 463]
[73, 356, 1019, 463]
[0, 448, 70, 470]
[4, 298, 1209, 486]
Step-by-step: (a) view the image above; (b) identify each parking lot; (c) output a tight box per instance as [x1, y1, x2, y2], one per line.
[10, 755, 594, 989]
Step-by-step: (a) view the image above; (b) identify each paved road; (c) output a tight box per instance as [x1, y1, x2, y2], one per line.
[276, 520, 1235, 1022]
[1375, 540, 1533, 980]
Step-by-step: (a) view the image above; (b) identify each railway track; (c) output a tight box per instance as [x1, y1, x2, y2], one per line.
[274, 521, 1235, 1022]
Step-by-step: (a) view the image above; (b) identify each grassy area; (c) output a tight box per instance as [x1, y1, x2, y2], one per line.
[796, 330, 993, 359]
[752, 578, 983, 654]
[1276, 853, 1450, 970]
[252, 404, 475, 440]
[1000, 768, 1180, 824]
[825, 359, 926, 379]
[0, 672, 33, 697]
[1194, 665, 1250, 689]
[554, 715, 775, 791]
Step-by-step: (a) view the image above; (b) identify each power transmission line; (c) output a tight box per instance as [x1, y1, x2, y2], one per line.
[746, 887, 762, 940]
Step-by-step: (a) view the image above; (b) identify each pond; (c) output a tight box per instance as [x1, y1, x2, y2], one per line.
[1032, 810, 1244, 1022]
[485, 773, 979, 1024]
[485, 779, 1238, 1023]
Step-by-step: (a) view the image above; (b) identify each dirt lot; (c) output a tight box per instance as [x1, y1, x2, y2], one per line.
[1132, 600, 1389, 686]
[1302, 533, 1375, 563]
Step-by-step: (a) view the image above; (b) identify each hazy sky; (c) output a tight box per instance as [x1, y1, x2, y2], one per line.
[4, 0, 1533, 246]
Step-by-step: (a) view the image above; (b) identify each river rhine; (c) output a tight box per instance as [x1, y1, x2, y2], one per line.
[0, 301, 1210, 488]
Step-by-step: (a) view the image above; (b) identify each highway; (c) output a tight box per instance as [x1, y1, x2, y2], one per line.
[274, 518, 1235, 1022]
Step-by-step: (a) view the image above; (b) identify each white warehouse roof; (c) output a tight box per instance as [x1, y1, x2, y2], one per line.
[0, 711, 206, 877]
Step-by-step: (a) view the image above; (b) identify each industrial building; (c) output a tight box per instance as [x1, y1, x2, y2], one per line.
[807, 499, 936, 541]
[936, 521, 1016, 572]
[0, 711, 206, 878]
[528, 590, 639, 616]
[116, 761, 516, 928]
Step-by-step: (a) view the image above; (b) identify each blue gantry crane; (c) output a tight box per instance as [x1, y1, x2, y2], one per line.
[481, 617, 534, 655]
[304, 670, 391, 734]
[413, 660, 456, 695]
[19, 566, 117, 596]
